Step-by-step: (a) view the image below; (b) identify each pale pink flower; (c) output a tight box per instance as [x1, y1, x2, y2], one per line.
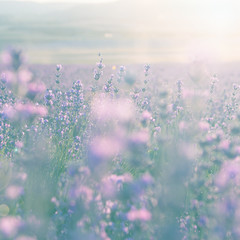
[91, 95, 134, 122]
[198, 121, 210, 131]
[1, 51, 12, 65]
[16, 103, 48, 118]
[101, 174, 132, 198]
[206, 134, 216, 142]
[215, 157, 240, 187]
[90, 136, 122, 159]
[129, 130, 149, 145]
[15, 141, 24, 149]
[179, 142, 199, 160]
[3, 104, 17, 119]
[127, 208, 152, 221]
[100, 180, 116, 198]
[5, 185, 24, 199]
[182, 88, 195, 99]
[142, 110, 152, 120]
[154, 126, 161, 134]
[16, 172, 27, 181]
[18, 69, 32, 83]
[179, 121, 187, 132]
[0, 216, 23, 238]
[235, 146, 240, 155]
[27, 82, 46, 98]
[4, 103, 48, 121]
[167, 104, 173, 113]
[100, 221, 110, 240]
[219, 140, 230, 151]
[35, 105, 48, 117]
[70, 185, 93, 203]
[76, 216, 90, 227]
[141, 173, 154, 185]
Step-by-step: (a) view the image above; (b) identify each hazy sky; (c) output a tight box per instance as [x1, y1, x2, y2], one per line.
[14, 0, 117, 3]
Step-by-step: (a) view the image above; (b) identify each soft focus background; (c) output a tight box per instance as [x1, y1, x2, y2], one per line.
[1, 0, 240, 64]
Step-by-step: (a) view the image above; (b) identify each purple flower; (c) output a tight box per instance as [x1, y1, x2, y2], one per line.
[56, 64, 62, 71]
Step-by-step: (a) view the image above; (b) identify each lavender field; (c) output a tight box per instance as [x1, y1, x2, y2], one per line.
[1, 0, 240, 239]
[0, 49, 240, 240]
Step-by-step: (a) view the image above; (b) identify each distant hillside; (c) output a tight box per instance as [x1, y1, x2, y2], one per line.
[0, 0, 176, 63]
[0, 0, 164, 31]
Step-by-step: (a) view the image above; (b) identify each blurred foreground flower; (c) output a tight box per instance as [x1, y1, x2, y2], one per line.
[91, 95, 134, 123]
[100, 174, 132, 198]
[88, 136, 124, 171]
[215, 157, 240, 188]
[27, 82, 46, 100]
[5, 185, 24, 199]
[3, 103, 47, 122]
[0, 216, 23, 238]
[127, 208, 152, 221]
